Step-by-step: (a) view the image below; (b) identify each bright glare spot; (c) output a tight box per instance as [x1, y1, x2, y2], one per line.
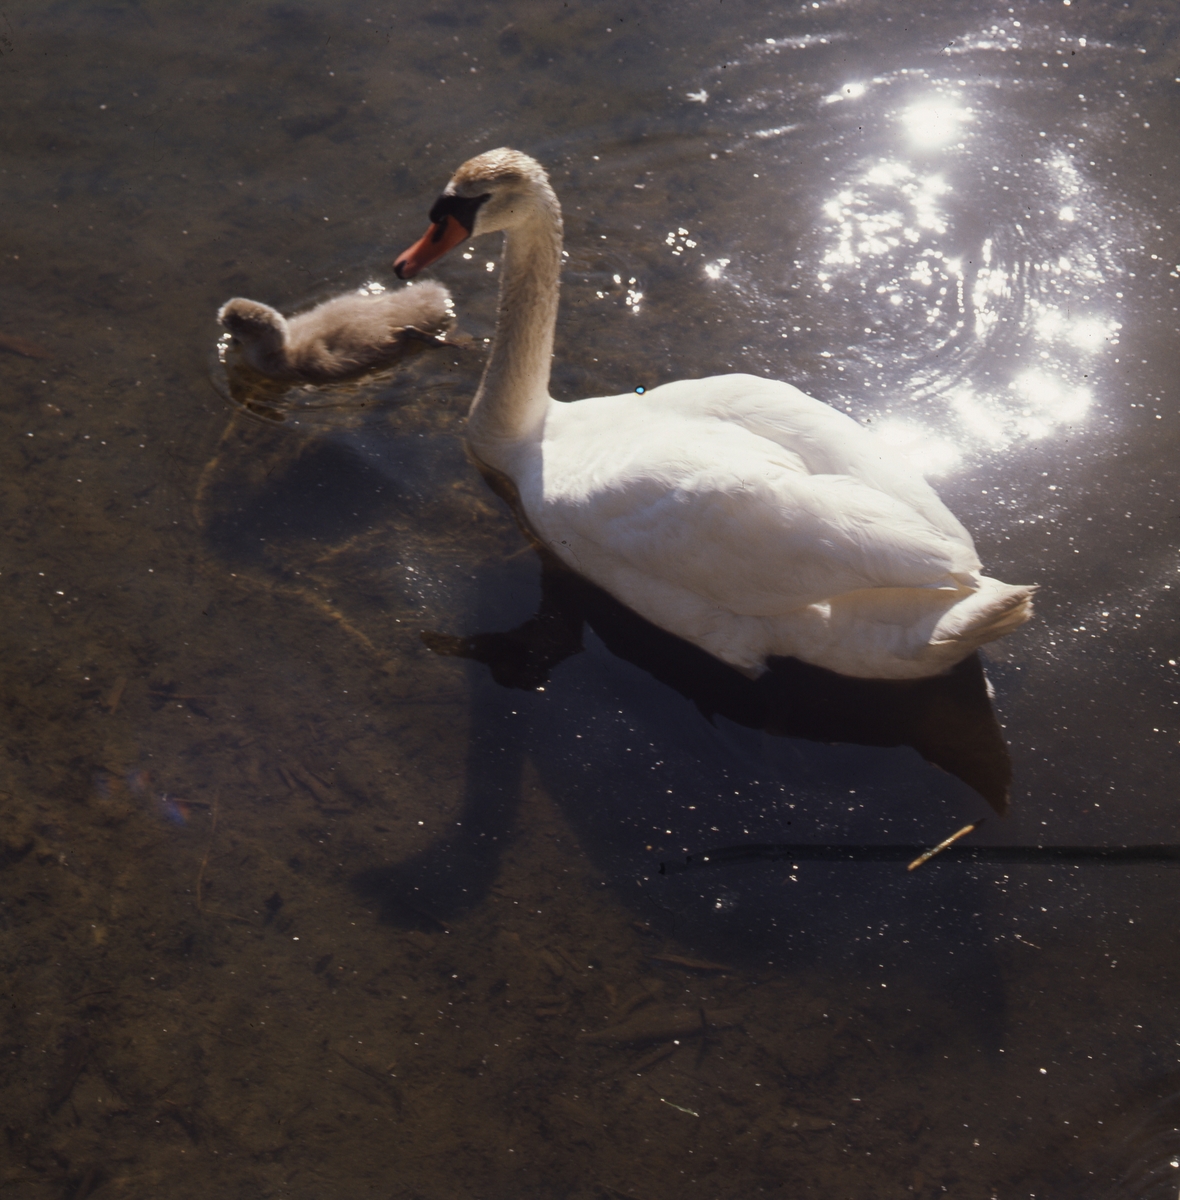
[1068, 317, 1119, 350]
[358, 280, 387, 295]
[946, 370, 1096, 450]
[704, 258, 731, 280]
[902, 96, 971, 147]
[1035, 309, 1067, 340]
[872, 420, 961, 475]
[686, 89, 708, 103]
[1048, 150, 1083, 196]
[824, 81, 867, 103]
[818, 161, 953, 273]
[1033, 305, 1120, 353]
[1011, 370, 1093, 427]
[865, 161, 911, 186]
[949, 388, 1008, 446]
[806, 75, 1124, 466]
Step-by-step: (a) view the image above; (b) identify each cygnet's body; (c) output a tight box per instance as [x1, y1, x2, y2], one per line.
[218, 280, 453, 382]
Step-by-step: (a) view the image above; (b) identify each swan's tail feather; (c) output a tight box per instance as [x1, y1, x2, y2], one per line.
[933, 579, 1036, 651]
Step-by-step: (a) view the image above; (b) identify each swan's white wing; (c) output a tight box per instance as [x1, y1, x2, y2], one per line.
[533, 410, 980, 618]
[645, 374, 976, 549]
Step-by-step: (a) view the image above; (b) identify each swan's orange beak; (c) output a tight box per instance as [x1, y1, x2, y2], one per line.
[394, 215, 470, 279]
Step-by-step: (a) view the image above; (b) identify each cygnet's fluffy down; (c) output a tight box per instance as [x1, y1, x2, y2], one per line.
[218, 280, 454, 382]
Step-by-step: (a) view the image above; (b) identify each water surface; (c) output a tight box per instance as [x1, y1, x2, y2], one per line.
[1, 1, 1178, 1197]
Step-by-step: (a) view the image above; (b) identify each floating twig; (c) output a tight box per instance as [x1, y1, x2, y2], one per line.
[660, 841, 1180, 874]
[1012, 933, 1042, 949]
[659, 1097, 699, 1117]
[908, 821, 984, 872]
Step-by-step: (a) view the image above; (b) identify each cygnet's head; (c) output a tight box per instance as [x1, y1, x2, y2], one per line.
[218, 298, 290, 375]
[218, 298, 288, 349]
[394, 148, 557, 279]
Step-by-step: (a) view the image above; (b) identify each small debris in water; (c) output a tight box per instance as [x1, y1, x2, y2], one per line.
[659, 1098, 699, 1117]
[907, 820, 985, 871]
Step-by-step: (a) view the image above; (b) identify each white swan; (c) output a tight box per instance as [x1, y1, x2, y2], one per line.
[218, 280, 453, 382]
[394, 149, 1033, 680]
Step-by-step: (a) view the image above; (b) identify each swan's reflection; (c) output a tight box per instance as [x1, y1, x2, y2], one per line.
[422, 553, 1013, 815]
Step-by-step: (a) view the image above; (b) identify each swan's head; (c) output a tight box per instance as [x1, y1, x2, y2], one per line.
[394, 148, 556, 279]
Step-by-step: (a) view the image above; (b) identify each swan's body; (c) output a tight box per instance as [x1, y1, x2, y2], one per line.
[218, 281, 453, 382]
[395, 149, 1033, 680]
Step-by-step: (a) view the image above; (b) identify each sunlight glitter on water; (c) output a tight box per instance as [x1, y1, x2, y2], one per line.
[870, 419, 963, 475]
[804, 72, 1125, 466]
[820, 169, 950, 267]
[939, 371, 1094, 453]
[822, 80, 868, 104]
[901, 94, 973, 148]
[1034, 305, 1121, 352]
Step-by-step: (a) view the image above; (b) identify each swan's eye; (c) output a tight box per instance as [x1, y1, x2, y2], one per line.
[428, 191, 490, 233]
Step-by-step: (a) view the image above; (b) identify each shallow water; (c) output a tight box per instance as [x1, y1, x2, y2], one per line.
[1, 1, 1178, 1197]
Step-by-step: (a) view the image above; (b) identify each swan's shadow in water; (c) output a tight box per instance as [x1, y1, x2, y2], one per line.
[438, 559, 1013, 814]
[1011, 1070, 1180, 1199]
[1092, 1073, 1180, 1200]
[192, 386, 1011, 949]
[353, 557, 1013, 932]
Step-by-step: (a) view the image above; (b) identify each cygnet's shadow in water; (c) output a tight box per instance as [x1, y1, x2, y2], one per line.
[353, 554, 1012, 928]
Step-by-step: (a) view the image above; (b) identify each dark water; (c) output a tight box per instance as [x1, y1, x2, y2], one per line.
[2, 1, 1178, 1197]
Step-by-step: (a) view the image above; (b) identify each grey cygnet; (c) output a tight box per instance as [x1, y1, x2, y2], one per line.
[218, 280, 454, 382]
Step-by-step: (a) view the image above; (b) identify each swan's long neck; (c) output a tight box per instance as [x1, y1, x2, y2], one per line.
[466, 197, 563, 470]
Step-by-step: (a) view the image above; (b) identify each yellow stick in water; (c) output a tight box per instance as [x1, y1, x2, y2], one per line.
[907, 820, 985, 871]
